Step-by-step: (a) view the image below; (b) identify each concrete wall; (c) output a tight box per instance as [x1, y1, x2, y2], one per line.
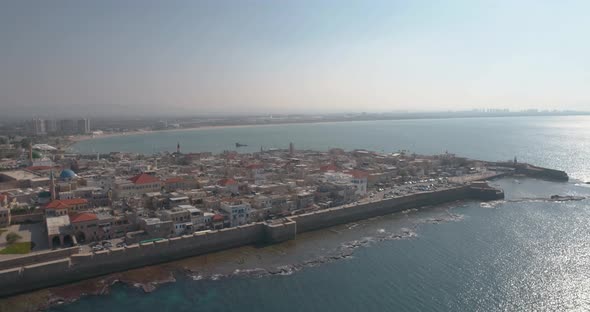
[292, 187, 471, 233]
[0, 185, 501, 297]
[0, 224, 266, 296]
[10, 212, 44, 224]
[0, 247, 78, 271]
[264, 220, 297, 243]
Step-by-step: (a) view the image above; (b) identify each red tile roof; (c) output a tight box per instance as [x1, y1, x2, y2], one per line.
[70, 212, 98, 223]
[217, 178, 237, 186]
[44, 201, 71, 209]
[60, 198, 89, 205]
[129, 173, 160, 185]
[212, 214, 225, 222]
[43, 198, 88, 209]
[320, 164, 339, 172]
[165, 177, 184, 184]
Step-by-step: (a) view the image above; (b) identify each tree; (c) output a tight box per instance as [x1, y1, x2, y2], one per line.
[20, 138, 32, 149]
[6, 232, 22, 245]
[0, 137, 6, 144]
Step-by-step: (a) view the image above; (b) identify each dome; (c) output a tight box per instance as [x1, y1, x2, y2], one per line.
[32, 151, 42, 159]
[60, 169, 77, 181]
[38, 191, 51, 198]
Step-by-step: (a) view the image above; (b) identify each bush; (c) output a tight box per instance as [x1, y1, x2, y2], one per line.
[6, 232, 22, 245]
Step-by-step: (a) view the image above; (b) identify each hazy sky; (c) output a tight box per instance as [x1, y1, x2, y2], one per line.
[1, 0, 589, 118]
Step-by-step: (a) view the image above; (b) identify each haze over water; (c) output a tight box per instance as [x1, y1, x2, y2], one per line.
[44, 116, 590, 311]
[74, 116, 590, 182]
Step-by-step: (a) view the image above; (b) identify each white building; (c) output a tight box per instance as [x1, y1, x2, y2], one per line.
[220, 200, 251, 227]
[114, 173, 162, 199]
[348, 170, 368, 195]
[184, 206, 205, 229]
[323, 170, 368, 196]
[246, 164, 266, 185]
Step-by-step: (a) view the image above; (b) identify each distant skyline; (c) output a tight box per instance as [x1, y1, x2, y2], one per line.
[1, 0, 590, 118]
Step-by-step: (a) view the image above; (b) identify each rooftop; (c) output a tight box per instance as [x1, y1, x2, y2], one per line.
[46, 215, 71, 236]
[129, 173, 160, 185]
[70, 212, 98, 223]
[0, 170, 39, 181]
[44, 198, 89, 209]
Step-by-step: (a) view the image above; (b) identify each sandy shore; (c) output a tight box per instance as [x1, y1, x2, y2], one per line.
[66, 120, 360, 144]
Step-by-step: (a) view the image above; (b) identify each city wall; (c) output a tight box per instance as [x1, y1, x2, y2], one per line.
[0, 247, 78, 271]
[292, 187, 472, 233]
[0, 185, 502, 297]
[10, 212, 44, 224]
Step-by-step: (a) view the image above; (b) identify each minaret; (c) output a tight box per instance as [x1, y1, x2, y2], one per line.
[177, 142, 181, 154]
[49, 170, 56, 201]
[289, 142, 294, 155]
[28, 143, 33, 165]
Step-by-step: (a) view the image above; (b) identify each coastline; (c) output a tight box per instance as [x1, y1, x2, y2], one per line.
[66, 114, 590, 145]
[0, 182, 504, 298]
[67, 120, 352, 144]
[0, 199, 467, 312]
[0, 172, 574, 311]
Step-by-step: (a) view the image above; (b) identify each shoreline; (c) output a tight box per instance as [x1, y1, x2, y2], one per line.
[67, 120, 357, 144]
[0, 200, 465, 312]
[0, 181, 505, 298]
[0, 173, 573, 311]
[66, 113, 590, 145]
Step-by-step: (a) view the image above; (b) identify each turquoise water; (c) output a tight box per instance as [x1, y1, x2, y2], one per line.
[52, 116, 590, 311]
[73, 116, 590, 181]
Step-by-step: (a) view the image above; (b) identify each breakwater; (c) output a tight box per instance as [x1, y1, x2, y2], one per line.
[0, 184, 502, 297]
[486, 162, 569, 182]
[516, 164, 569, 182]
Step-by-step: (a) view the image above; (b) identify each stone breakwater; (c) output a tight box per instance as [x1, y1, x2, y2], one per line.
[486, 161, 569, 182]
[0, 183, 503, 297]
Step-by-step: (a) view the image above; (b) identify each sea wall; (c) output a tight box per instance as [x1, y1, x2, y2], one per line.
[0, 184, 503, 297]
[264, 220, 297, 243]
[0, 247, 78, 271]
[292, 187, 471, 233]
[0, 223, 266, 296]
[485, 161, 568, 182]
[517, 164, 569, 182]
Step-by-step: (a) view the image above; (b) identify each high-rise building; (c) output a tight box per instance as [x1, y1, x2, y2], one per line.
[77, 119, 90, 134]
[30, 118, 46, 135]
[44, 119, 57, 134]
[58, 119, 77, 135]
[29, 118, 90, 135]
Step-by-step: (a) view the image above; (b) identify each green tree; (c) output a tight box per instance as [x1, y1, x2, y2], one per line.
[0, 137, 7, 144]
[6, 232, 22, 245]
[20, 138, 32, 149]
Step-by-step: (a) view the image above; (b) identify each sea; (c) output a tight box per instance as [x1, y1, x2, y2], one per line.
[12, 116, 590, 311]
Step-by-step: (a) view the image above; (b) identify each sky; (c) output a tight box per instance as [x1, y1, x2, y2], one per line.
[1, 0, 589, 118]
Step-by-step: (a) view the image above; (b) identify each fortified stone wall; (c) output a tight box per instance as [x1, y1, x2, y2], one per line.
[0, 184, 502, 297]
[0, 247, 78, 271]
[0, 223, 266, 296]
[292, 187, 471, 233]
[10, 213, 44, 224]
[263, 220, 297, 243]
